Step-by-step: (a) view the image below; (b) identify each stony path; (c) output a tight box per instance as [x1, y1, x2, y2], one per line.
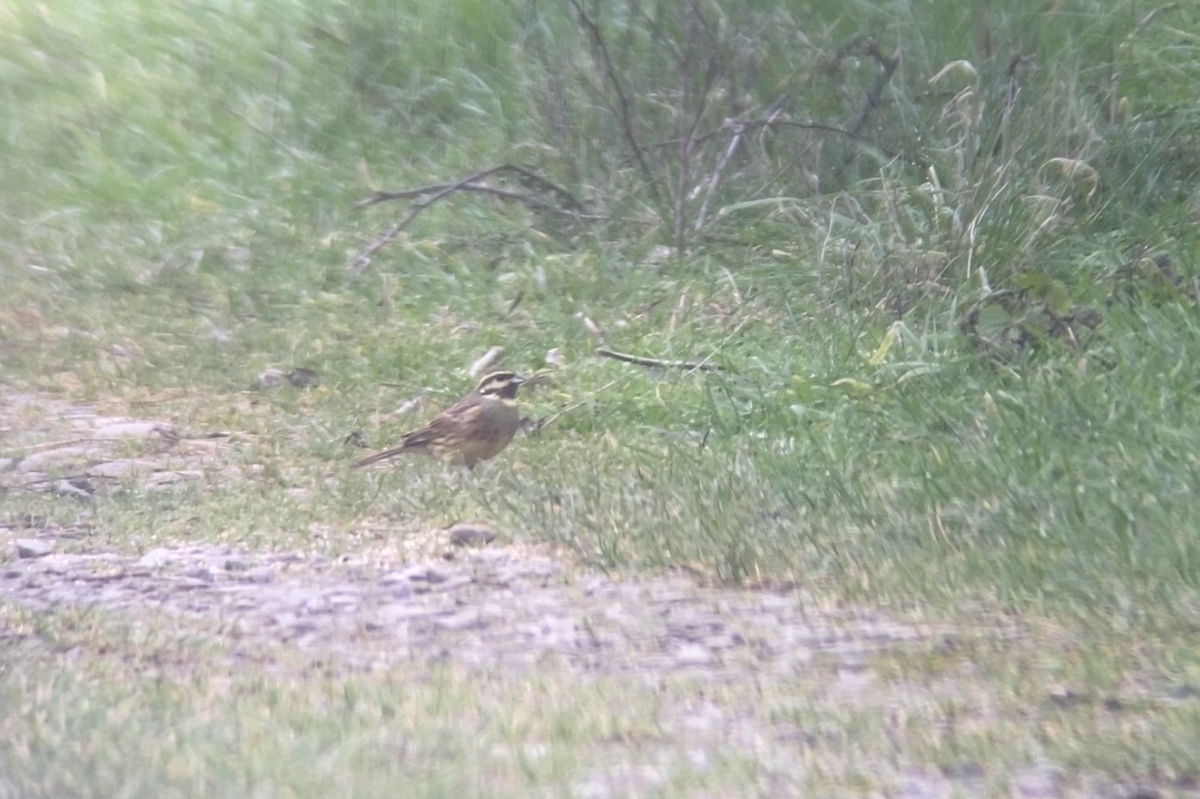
[2, 537, 928, 680]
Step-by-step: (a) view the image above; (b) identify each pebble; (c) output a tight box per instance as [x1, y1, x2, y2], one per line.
[16, 539, 53, 559]
[674, 643, 716, 667]
[240, 566, 275, 584]
[447, 522, 496, 547]
[88, 459, 157, 479]
[92, 422, 168, 440]
[136, 548, 177, 569]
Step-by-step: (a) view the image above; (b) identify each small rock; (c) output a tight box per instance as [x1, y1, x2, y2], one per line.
[424, 566, 451, 584]
[391, 396, 426, 417]
[327, 593, 360, 609]
[16, 539, 53, 559]
[252, 368, 286, 389]
[674, 643, 715, 667]
[447, 522, 496, 547]
[393, 565, 449, 584]
[93, 421, 167, 440]
[52, 479, 93, 500]
[304, 595, 331, 614]
[147, 470, 204, 487]
[581, 575, 610, 595]
[240, 566, 274, 584]
[1047, 687, 1089, 708]
[286, 368, 320, 389]
[434, 610, 486, 632]
[940, 762, 984, 779]
[469, 346, 504, 378]
[185, 568, 215, 583]
[136, 548, 176, 569]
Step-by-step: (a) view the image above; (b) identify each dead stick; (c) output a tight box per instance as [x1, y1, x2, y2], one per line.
[693, 120, 744, 231]
[569, 0, 664, 212]
[849, 46, 901, 137]
[595, 347, 724, 372]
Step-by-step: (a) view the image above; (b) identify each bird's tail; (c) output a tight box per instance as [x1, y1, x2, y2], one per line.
[350, 446, 408, 469]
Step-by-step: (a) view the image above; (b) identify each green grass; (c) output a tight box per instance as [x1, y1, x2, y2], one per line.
[3, 0, 1200, 793]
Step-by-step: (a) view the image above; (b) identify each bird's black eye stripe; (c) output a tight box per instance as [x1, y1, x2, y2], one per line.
[478, 372, 523, 397]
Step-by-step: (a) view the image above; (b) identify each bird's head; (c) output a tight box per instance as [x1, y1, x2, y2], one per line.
[474, 371, 524, 400]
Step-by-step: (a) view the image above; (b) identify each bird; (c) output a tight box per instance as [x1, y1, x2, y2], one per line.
[351, 371, 525, 470]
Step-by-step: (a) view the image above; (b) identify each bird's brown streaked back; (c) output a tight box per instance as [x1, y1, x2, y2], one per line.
[351, 371, 524, 470]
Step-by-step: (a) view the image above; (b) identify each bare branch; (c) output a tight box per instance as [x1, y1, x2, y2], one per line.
[355, 164, 586, 213]
[347, 165, 595, 278]
[673, 2, 721, 252]
[595, 347, 725, 372]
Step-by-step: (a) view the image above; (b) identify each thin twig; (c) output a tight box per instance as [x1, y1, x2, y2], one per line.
[346, 206, 422, 278]
[849, 45, 902, 137]
[693, 120, 745, 231]
[595, 347, 725, 372]
[640, 117, 899, 162]
[357, 181, 602, 218]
